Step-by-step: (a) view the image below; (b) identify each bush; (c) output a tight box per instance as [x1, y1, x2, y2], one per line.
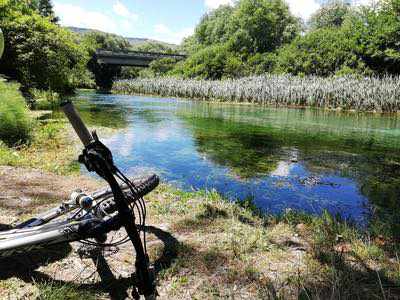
[272, 27, 368, 76]
[0, 81, 33, 146]
[0, 3, 88, 94]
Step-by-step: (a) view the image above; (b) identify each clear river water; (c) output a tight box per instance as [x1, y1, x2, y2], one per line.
[63, 91, 400, 226]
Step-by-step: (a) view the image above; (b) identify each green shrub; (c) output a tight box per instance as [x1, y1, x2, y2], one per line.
[0, 81, 33, 145]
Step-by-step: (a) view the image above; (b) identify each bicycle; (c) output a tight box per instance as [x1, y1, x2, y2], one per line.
[0, 101, 159, 299]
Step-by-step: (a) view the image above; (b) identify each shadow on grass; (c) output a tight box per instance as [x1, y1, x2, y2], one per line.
[0, 225, 179, 300]
[302, 248, 400, 299]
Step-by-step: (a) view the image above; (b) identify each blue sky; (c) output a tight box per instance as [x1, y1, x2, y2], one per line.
[53, 0, 373, 44]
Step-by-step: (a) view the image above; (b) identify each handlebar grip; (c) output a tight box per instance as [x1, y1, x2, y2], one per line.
[61, 101, 93, 147]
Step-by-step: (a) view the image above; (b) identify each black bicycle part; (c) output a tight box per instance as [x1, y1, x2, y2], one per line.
[79, 129, 154, 297]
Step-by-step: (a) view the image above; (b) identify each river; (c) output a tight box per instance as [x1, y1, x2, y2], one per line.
[63, 90, 400, 226]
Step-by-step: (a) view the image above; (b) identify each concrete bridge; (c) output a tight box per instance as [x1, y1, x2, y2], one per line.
[95, 50, 187, 67]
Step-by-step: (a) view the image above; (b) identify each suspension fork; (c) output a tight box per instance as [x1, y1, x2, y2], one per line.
[90, 154, 154, 297]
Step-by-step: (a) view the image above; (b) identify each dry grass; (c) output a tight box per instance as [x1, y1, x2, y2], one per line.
[0, 171, 399, 299]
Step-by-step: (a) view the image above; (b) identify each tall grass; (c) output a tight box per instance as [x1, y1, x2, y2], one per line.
[0, 81, 33, 146]
[113, 75, 400, 112]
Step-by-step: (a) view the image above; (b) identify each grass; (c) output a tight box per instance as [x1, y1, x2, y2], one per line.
[30, 89, 62, 110]
[0, 171, 398, 299]
[145, 185, 400, 299]
[0, 119, 80, 175]
[36, 282, 98, 300]
[113, 75, 400, 112]
[0, 80, 33, 146]
[0, 79, 399, 298]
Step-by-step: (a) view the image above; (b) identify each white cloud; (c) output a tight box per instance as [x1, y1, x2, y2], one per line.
[205, 0, 234, 10]
[285, 0, 320, 20]
[54, 3, 118, 32]
[154, 24, 170, 35]
[113, 1, 138, 21]
[153, 24, 194, 44]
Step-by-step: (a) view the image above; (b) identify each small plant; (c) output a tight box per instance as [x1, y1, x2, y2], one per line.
[31, 89, 61, 110]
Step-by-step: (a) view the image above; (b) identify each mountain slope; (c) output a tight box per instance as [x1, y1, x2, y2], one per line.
[67, 26, 177, 48]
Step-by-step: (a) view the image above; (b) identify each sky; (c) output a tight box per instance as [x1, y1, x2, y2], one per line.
[53, 0, 374, 45]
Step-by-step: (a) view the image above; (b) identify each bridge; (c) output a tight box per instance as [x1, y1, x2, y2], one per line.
[95, 50, 187, 67]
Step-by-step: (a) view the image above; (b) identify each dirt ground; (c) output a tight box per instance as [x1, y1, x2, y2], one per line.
[2, 166, 394, 300]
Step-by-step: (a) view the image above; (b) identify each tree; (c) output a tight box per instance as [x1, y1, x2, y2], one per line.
[272, 27, 368, 76]
[341, 1, 400, 74]
[231, 0, 300, 54]
[194, 5, 235, 46]
[176, 0, 300, 78]
[181, 44, 229, 79]
[38, 0, 58, 23]
[149, 58, 178, 76]
[308, 0, 351, 30]
[0, 3, 88, 94]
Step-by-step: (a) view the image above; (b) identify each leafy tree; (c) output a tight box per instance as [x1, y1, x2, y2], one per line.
[82, 32, 130, 90]
[177, 0, 300, 78]
[192, 0, 299, 55]
[181, 44, 229, 79]
[0, 2, 88, 94]
[272, 27, 368, 76]
[194, 5, 235, 46]
[149, 58, 178, 76]
[231, 0, 300, 54]
[342, 1, 400, 74]
[132, 41, 177, 54]
[308, 0, 352, 30]
[38, 0, 58, 23]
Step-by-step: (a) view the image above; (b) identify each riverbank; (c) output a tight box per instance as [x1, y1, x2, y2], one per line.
[0, 82, 399, 298]
[0, 164, 399, 299]
[0, 125, 399, 299]
[113, 75, 400, 113]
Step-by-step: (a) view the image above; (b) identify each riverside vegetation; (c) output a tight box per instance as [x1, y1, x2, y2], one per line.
[114, 75, 400, 112]
[1, 0, 400, 298]
[0, 83, 400, 299]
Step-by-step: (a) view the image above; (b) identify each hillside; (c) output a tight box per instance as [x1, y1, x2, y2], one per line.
[67, 26, 177, 49]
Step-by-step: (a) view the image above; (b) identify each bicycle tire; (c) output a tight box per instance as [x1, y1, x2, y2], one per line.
[0, 174, 159, 258]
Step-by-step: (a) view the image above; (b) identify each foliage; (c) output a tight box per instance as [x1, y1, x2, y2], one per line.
[132, 41, 176, 53]
[113, 75, 400, 112]
[30, 88, 61, 110]
[178, 0, 300, 78]
[272, 27, 368, 76]
[0, 119, 80, 175]
[38, 0, 58, 23]
[82, 31, 130, 90]
[0, 1, 88, 94]
[0, 81, 32, 146]
[175, 0, 400, 79]
[148, 58, 178, 77]
[341, 1, 400, 75]
[231, 0, 300, 54]
[308, 0, 352, 30]
[180, 44, 229, 79]
[118, 66, 140, 80]
[194, 5, 235, 47]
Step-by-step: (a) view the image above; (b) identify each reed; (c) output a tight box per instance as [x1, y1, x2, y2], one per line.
[113, 75, 400, 112]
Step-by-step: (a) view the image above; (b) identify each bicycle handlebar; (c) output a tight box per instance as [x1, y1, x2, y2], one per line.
[61, 101, 93, 147]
